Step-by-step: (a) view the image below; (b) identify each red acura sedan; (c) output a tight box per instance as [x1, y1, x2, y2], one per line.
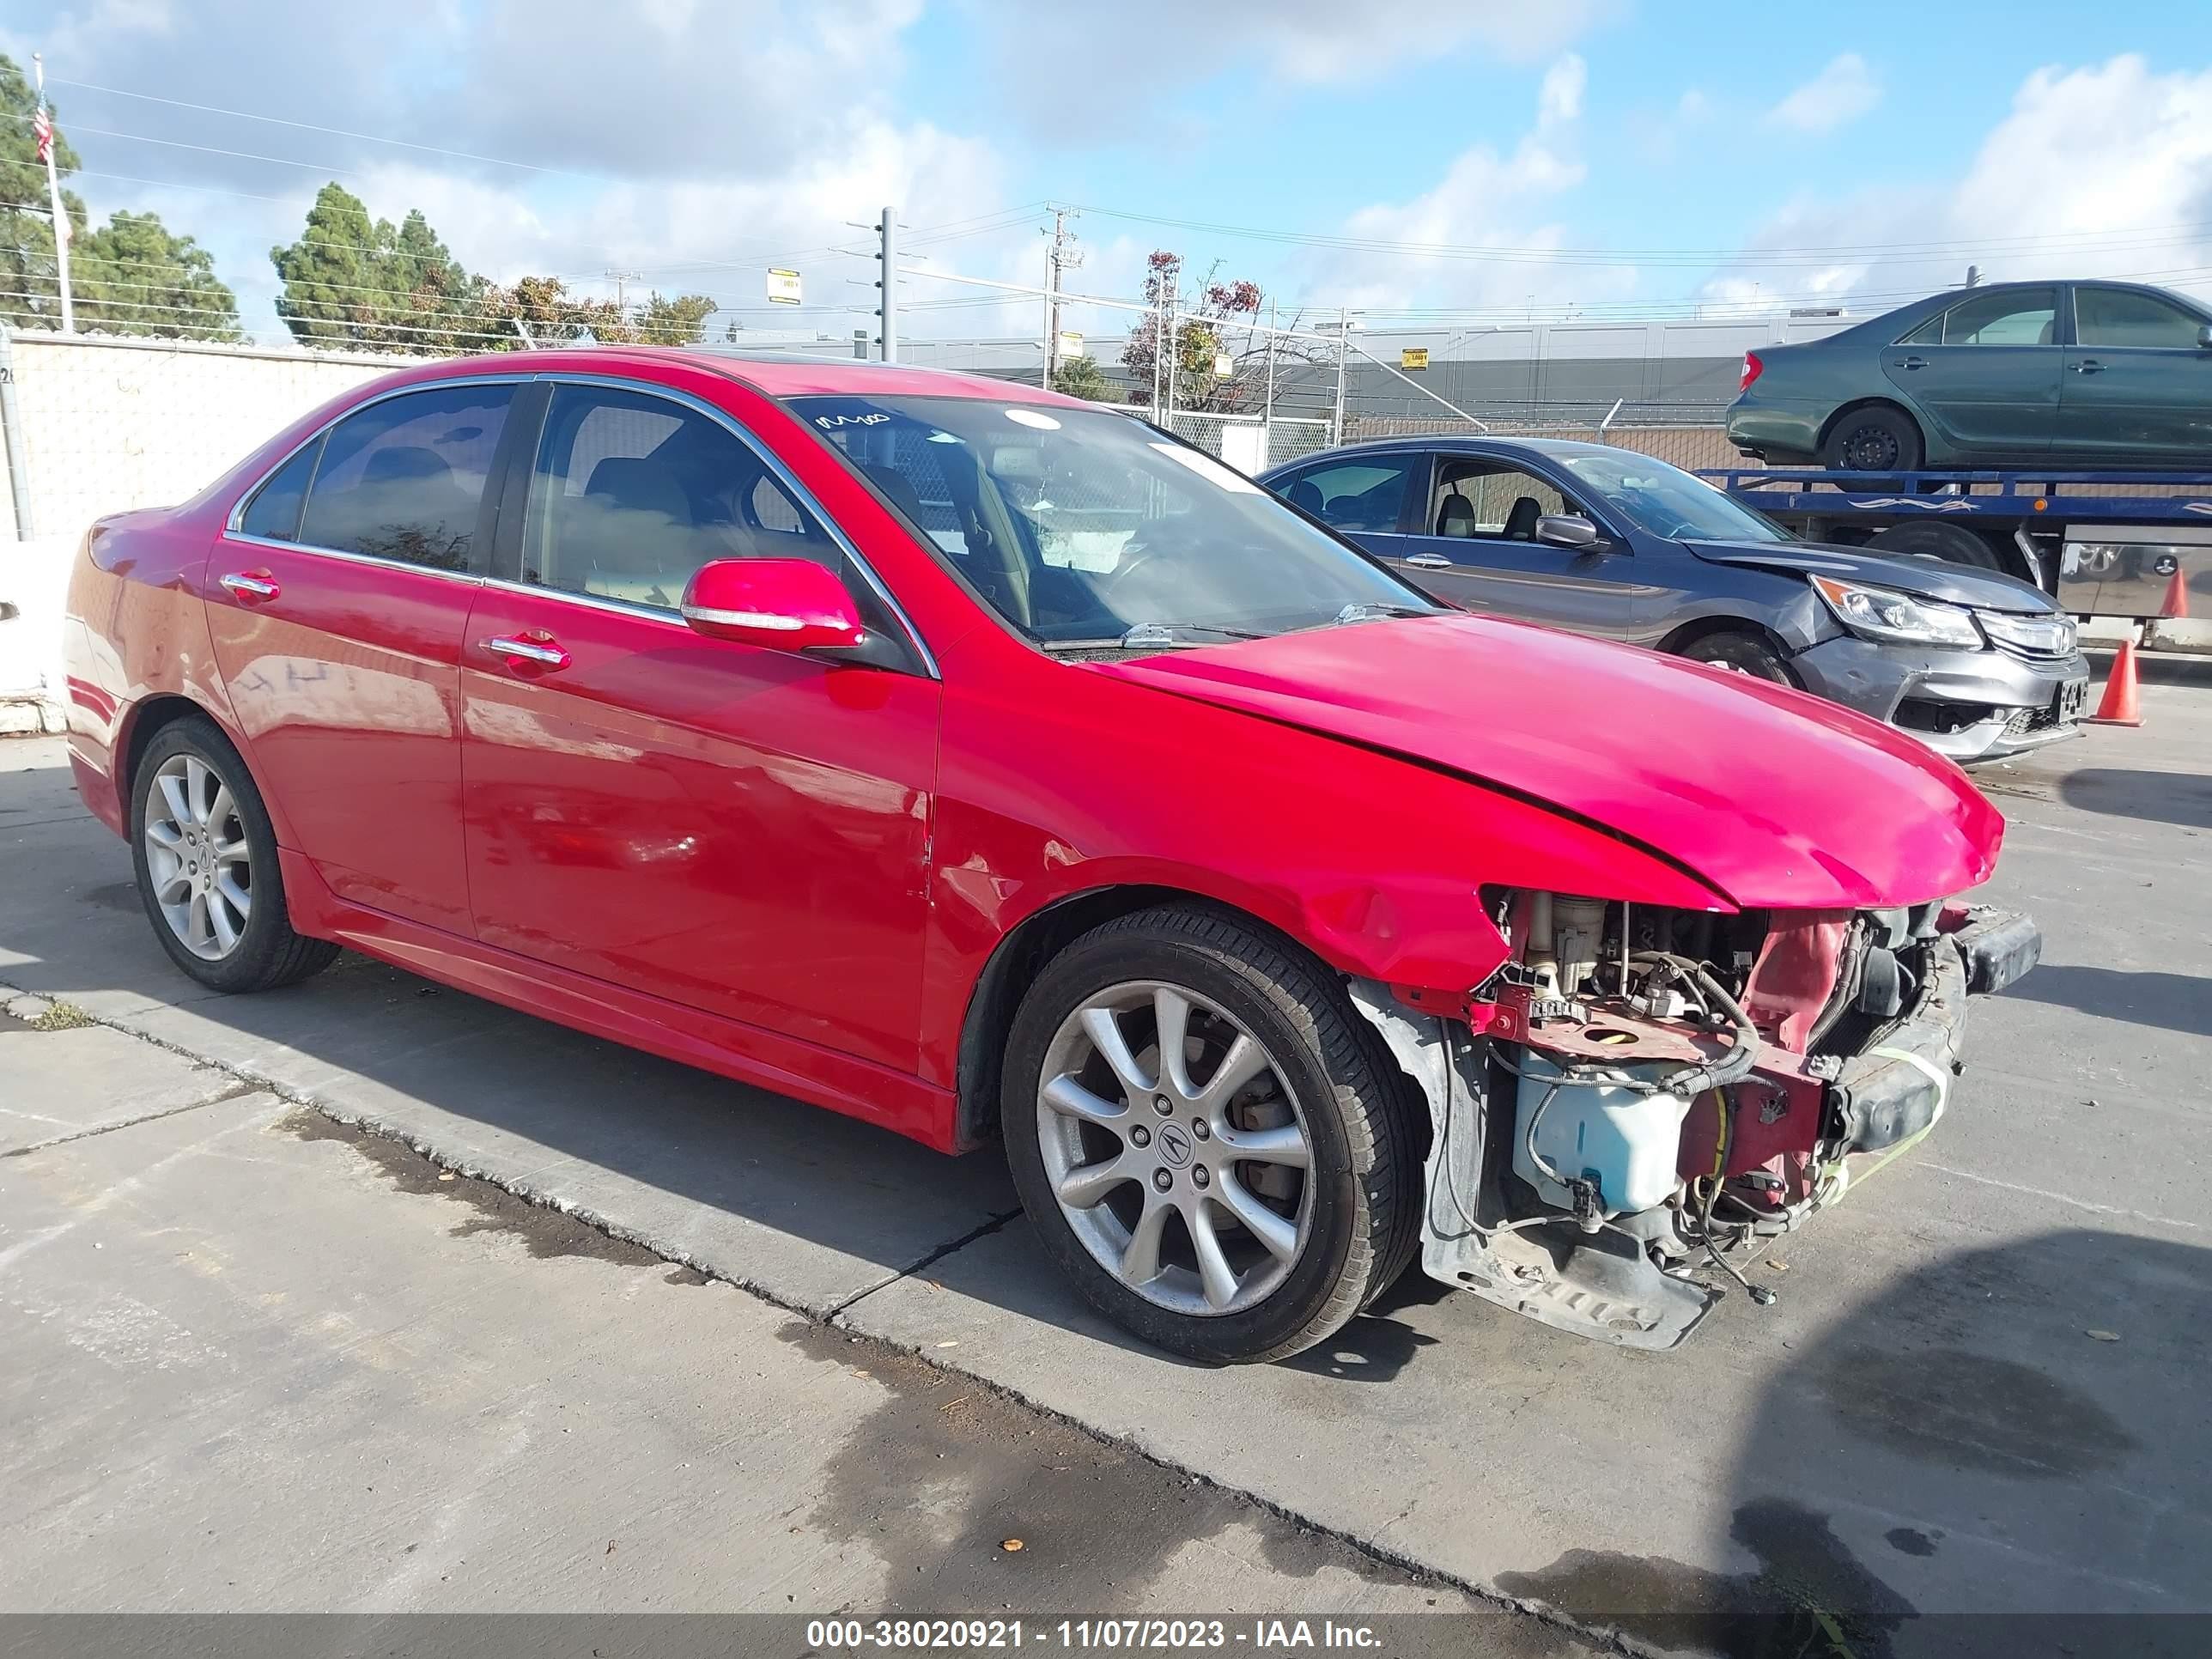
[64, 349, 2037, 1361]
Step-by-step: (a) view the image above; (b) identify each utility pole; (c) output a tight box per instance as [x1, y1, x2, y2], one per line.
[878, 206, 899, 363]
[1042, 206, 1081, 391]
[1331, 307, 1350, 448]
[1163, 275, 1180, 431]
[604, 269, 642, 313]
[1261, 296, 1278, 464]
[33, 56, 73, 334]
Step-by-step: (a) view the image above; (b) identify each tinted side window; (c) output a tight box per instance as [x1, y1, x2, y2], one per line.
[523, 385, 840, 609]
[298, 385, 512, 571]
[237, 435, 322, 542]
[2076, 288, 2206, 349]
[1282, 459, 1417, 532]
[1897, 313, 1944, 347]
[1942, 289, 2057, 347]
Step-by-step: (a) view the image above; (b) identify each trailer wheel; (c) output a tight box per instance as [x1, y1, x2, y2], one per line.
[1863, 521, 2003, 573]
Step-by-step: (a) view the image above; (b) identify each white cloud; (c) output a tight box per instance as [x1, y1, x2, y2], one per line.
[2, 0, 1022, 341]
[1710, 55, 2212, 313]
[1766, 52, 1881, 134]
[966, 0, 1617, 131]
[1538, 55, 1588, 127]
[1300, 55, 1632, 318]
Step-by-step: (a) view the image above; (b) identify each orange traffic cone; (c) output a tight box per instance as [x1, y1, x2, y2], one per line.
[2160, 567, 2190, 620]
[2086, 635, 2144, 727]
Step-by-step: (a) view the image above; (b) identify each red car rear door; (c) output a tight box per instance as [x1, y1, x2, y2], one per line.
[207, 378, 522, 934]
[458, 377, 940, 1076]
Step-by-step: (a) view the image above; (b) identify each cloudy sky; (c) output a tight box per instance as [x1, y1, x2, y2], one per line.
[6, 0, 2210, 345]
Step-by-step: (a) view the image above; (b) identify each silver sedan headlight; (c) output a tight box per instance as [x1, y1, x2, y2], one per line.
[1811, 575, 1984, 649]
[1977, 609, 2078, 658]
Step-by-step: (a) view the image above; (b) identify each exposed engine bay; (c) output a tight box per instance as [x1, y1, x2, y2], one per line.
[1352, 889, 2041, 1348]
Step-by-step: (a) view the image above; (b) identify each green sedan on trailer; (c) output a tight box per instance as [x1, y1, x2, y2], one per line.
[1726, 280, 2212, 471]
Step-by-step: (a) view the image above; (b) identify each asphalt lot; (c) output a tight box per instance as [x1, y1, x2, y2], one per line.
[3, 654, 2208, 1656]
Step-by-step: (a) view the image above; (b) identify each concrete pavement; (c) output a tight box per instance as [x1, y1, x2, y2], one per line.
[3, 661, 2208, 1654]
[0, 984, 1571, 1652]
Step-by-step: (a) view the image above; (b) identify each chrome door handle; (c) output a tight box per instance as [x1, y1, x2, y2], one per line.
[218, 570, 281, 603]
[1893, 356, 1927, 370]
[484, 634, 571, 670]
[1405, 553, 1455, 568]
[2071, 359, 2106, 374]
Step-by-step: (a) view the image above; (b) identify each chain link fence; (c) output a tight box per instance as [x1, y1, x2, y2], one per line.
[1346, 407, 1739, 473]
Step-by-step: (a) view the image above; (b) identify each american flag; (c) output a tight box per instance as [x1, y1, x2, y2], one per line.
[32, 102, 52, 164]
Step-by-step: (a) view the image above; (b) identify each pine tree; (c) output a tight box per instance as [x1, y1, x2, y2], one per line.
[270, 183, 392, 349]
[75, 211, 243, 339]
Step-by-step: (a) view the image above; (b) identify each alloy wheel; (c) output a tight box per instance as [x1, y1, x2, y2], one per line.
[1036, 980, 1314, 1316]
[142, 752, 252, 960]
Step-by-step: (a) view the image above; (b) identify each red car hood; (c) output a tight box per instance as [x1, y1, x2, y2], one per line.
[1097, 614, 2002, 910]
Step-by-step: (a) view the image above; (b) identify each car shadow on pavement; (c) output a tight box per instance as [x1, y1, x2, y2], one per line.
[2001, 963, 2212, 1040]
[2055, 768, 2212, 831]
[0, 755, 1030, 1316]
[1498, 1226, 2212, 1654]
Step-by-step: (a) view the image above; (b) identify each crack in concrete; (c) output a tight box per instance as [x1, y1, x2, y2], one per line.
[3, 1079, 261, 1158]
[822, 1207, 1025, 1318]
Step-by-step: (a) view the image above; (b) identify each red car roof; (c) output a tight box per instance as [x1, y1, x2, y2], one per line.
[405, 345, 1091, 408]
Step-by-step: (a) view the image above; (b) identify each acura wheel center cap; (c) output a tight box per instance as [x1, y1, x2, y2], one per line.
[1157, 1122, 1194, 1169]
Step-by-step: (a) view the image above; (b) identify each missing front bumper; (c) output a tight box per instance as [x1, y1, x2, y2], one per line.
[1349, 903, 2042, 1350]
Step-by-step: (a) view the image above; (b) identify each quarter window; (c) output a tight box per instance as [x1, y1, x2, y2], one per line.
[1940, 289, 2057, 348]
[1281, 458, 1418, 532]
[297, 385, 513, 571]
[2075, 287, 2207, 349]
[522, 385, 841, 609]
[237, 436, 323, 542]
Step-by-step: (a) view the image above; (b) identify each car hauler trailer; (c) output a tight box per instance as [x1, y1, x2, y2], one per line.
[1700, 466, 2209, 637]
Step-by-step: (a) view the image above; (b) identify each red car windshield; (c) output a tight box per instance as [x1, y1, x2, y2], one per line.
[788, 394, 1434, 647]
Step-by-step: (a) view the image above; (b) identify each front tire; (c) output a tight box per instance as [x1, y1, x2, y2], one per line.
[1678, 629, 1797, 685]
[1001, 905, 1420, 1364]
[130, 716, 339, 994]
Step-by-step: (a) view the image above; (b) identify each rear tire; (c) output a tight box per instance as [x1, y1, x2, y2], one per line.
[1821, 404, 1923, 475]
[1678, 630, 1797, 685]
[1001, 905, 1420, 1364]
[129, 715, 339, 994]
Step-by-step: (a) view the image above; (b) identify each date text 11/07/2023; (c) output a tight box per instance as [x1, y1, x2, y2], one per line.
[805, 1618, 1387, 1650]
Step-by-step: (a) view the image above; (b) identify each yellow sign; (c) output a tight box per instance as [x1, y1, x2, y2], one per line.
[1401, 347, 1430, 371]
[766, 268, 803, 306]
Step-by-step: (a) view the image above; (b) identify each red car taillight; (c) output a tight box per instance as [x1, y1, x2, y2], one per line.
[1739, 350, 1764, 393]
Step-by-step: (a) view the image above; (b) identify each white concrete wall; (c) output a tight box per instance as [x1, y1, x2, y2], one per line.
[2, 331, 432, 723]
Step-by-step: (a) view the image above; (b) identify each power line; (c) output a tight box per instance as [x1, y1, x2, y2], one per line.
[1066, 200, 2212, 268]
[46, 76, 607, 183]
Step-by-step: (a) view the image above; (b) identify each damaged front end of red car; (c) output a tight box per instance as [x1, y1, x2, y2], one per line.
[1353, 890, 2041, 1349]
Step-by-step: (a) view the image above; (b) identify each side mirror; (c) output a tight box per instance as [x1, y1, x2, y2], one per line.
[1535, 514, 1604, 550]
[2197, 324, 2212, 349]
[680, 557, 867, 653]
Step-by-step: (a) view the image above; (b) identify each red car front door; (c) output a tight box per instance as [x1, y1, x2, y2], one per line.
[459, 379, 940, 1076]
[207, 380, 520, 934]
